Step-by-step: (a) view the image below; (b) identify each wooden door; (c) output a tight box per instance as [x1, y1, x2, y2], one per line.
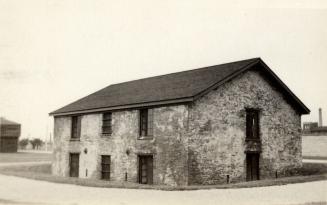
[246, 153, 260, 181]
[138, 155, 153, 184]
[69, 153, 79, 177]
[101, 155, 111, 180]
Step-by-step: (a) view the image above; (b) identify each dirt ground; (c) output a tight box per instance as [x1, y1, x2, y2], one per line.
[0, 138, 325, 205]
[0, 174, 325, 205]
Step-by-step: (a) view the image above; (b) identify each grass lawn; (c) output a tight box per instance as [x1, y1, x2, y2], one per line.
[0, 152, 52, 163]
[0, 162, 326, 191]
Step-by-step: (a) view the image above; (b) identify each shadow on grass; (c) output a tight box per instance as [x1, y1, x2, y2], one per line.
[0, 163, 326, 191]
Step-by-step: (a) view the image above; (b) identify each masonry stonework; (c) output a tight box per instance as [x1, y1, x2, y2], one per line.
[52, 105, 189, 186]
[188, 70, 302, 185]
[52, 69, 302, 186]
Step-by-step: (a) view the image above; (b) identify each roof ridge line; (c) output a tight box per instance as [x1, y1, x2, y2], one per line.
[110, 58, 261, 87]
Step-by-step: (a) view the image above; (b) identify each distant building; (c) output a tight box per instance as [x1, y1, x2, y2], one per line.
[302, 108, 327, 135]
[303, 122, 318, 133]
[0, 117, 21, 152]
[309, 126, 327, 134]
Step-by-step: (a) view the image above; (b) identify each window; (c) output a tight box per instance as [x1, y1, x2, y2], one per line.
[71, 116, 81, 139]
[102, 112, 112, 135]
[139, 109, 153, 137]
[101, 155, 111, 180]
[246, 109, 259, 139]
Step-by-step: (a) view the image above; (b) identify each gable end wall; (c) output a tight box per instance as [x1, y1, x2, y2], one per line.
[187, 69, 302, 185]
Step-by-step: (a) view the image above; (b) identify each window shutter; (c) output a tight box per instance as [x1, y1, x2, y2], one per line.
[102, 113, 112, 135]
[101, 155, 111, 180]
[147, 109, 154, 136]
[246, 112, 252, 139]
[139, 109, 148, 136]
[71, 116, 81, 139]
[253, 112, 259, 139]
[246, 110, 259, 139]
[77, 116, 82, 138]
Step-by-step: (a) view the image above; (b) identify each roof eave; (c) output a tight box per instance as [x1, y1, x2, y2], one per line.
[50, 97, 194, 117]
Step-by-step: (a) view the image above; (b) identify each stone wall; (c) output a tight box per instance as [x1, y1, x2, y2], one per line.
[52, 105, 189, 186]
[53, 69, 303, 186]
[187, 69, 302, 185]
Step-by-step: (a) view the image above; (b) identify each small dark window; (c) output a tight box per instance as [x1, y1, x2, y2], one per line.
[246, 109, 259, 139]
[101, 155, 111, 180]
[71, 116, 81, 139]
[102, 112, 112, 135]
[139, 109, 153, 137]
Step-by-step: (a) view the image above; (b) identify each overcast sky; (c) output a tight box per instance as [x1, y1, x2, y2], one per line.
[1, 0, 327, 140]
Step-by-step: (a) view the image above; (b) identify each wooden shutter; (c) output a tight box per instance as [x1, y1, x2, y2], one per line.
[253, 112, 259, 139]
[102, 113, 112, 135]
[246, 110, 259, 139]
[77, 116, 81, 138]
[246, 153, 260, 181]
[246, 112, 253, 139]
[69, 153, 79, 177]
[147, 109, 154, 136]
[71, 116, 78, 139]
[252, 154, 260, 180]
[140, 109, 148, 136]
[71, 116, 81, 139]
[138, 155, 153, 184]
[147, 156, 153, 184]
[101, 155, 111, 180]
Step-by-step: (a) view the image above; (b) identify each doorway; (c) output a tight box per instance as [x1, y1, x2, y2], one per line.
[246, 153, 260, 181]
[138, 155, 153, 184]
[69, 153, 80, 177]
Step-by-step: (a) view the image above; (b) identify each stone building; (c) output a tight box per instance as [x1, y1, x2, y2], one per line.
[50, 58, 310, 186]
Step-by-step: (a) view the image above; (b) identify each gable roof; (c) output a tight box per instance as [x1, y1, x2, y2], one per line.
[0, 117, 20, 125]
[50, 58, 310, 116]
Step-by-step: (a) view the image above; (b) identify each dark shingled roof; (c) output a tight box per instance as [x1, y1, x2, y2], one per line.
[0, 117, 20, 125]
[50, 58, 310, 116]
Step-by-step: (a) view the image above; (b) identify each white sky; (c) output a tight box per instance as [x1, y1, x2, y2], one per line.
[1, 0, 327, 140]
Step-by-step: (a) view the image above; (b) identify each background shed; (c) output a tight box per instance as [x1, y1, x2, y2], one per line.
[0, 117, 21, 153]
